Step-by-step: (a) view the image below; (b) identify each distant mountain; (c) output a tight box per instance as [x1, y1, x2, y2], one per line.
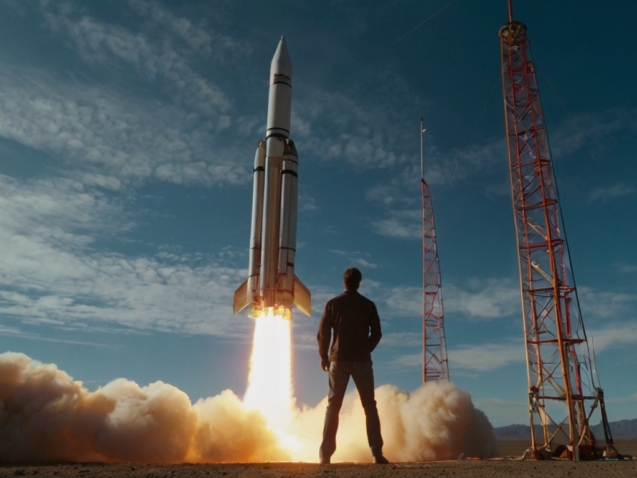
[592, 419, 637, 440]
[494, 418, 637, 440]
[493, 424, 535, 440]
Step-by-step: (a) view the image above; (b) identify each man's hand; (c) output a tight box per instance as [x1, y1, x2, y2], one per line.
[321, 358, 330, 371]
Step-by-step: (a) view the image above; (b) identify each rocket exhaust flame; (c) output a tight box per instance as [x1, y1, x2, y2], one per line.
[243, 310, 305, 452]
[243, 310, 294, 429]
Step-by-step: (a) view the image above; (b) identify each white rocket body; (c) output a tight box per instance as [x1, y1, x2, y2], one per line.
[234, 37, 311, 319]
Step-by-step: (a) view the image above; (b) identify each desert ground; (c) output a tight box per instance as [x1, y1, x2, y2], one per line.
[0, 440, 634, 478]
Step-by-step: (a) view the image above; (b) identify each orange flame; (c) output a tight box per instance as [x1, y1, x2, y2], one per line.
[243, 309, 295, 433]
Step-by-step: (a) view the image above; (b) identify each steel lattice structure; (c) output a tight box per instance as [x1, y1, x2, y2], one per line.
[421, 118, 449, 383]
[499, 17, 605, 460]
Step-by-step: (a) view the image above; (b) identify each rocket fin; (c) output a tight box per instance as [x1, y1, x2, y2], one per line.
[233, 279, 250, 315]
[292, 275, 312, 317]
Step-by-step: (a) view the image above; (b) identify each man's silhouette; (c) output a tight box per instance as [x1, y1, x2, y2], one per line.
[317, 267, 389, 464]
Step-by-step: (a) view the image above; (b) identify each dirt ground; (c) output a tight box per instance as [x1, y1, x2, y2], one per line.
[496, 438, 637, 458]
[1, 440, 634, 478]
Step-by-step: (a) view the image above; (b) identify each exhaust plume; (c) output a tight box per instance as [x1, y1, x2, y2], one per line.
[0, 352, 495, 463]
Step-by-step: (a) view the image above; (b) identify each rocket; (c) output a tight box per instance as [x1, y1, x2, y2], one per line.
[233, 37, 311, 320]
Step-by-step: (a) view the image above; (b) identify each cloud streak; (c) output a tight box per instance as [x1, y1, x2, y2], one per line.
[41, 0, 233, 116]
[128, 0, 251, 59]
[587, 321, 637, 353]
[388, 341, 525, 373]
[0, 67, 250, 187]
[371, 209, 422, 239]
[444, 278, 520, 319]
[377, 277, 520, 320]
[448, 342, 525, 373]
[0, 175, 247, 337]
[0, 324, 113, 347]
[578, 287, 637, 321]
[588, 183, 635, 203]
[0, 0, 262, 189]
[550, 108, 637, 160]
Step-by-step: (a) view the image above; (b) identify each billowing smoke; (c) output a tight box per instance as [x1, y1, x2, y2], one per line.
[287, 381, 496, 462]
[0, 352, 495, 463]
[0, 353, 288, 463]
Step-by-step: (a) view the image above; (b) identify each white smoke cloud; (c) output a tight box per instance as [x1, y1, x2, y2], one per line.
[0, 352, 496, 463]
[0, 352, 285, 463]
[290, 381, 497, 462]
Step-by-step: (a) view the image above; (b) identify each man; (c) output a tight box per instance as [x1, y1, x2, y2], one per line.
[317, 267, 389, 465]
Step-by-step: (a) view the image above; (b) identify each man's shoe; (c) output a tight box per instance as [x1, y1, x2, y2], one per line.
[373, 455, 390, 464]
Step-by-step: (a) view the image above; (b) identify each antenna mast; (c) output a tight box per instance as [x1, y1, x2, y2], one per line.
[420, 118, 449, 382]
[499, 4, 620, 460]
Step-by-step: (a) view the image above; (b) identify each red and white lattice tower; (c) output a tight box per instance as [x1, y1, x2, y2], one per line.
[499, 3, 618, 460]
[421, 118, 449, 383]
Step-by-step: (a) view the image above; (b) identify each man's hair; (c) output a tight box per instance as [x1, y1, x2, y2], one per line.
[343, 267, 362, 290]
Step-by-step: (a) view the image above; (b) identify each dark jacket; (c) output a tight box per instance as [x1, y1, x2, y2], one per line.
[317, 289, 382, 363]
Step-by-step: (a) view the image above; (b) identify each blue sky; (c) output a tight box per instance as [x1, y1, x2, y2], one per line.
[0, 0, 635, 428]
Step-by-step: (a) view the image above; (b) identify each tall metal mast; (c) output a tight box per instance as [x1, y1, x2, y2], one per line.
[421, 118, 449, 382]
[499, 2, 617, 460]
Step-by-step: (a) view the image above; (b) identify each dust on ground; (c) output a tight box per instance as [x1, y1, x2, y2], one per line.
[0, 460, 636, 478]
[1, 440, 634, 478]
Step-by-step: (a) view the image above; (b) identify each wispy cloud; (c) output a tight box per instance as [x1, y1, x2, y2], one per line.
[128, 0, 251, 59]
[445, 278, 520, 319]
[40, 1, 234, 116]
[379, 286, 421, 317]
[588, 184, 635, 203]
[0, 324, 114, 348]
[378, 278, 520, 320]
[386, 352, 420, 369]
[611, 262, 637, 274]
[426, 139, 508, 186]
[366, 184, 417, 206]
[550, 109, 637, 160]
[329, 250, 378, 269]
[294, 83, 416, 171]
[371, 209, 421, 239]
[587, 322, 637, 353]
[386, 341, 526, 374]
[0, 68, 249, 186]
[295, 58, 509, 181]
[448, 342, 525, 373]
[578, 287, 637, 321]
[298, 192, 318, 212]
[380, 283, 637, 371]
[381, 332, 422, 348]
[0, 175, 249, 337]
[0, 1, 260, 189]
[363, 108, 637, 227]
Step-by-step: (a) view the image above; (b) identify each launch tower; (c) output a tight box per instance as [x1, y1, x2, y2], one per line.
[420, 118, 450, 382]
[499, 3, 618, 460]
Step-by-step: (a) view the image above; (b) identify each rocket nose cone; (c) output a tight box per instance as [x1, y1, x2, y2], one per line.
[271, 36, 292, 79]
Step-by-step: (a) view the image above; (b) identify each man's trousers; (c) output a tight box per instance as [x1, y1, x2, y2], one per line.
[319, 361, 383, 460]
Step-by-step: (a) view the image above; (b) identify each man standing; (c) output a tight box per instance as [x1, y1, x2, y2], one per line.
[317, 267, 389, 464]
